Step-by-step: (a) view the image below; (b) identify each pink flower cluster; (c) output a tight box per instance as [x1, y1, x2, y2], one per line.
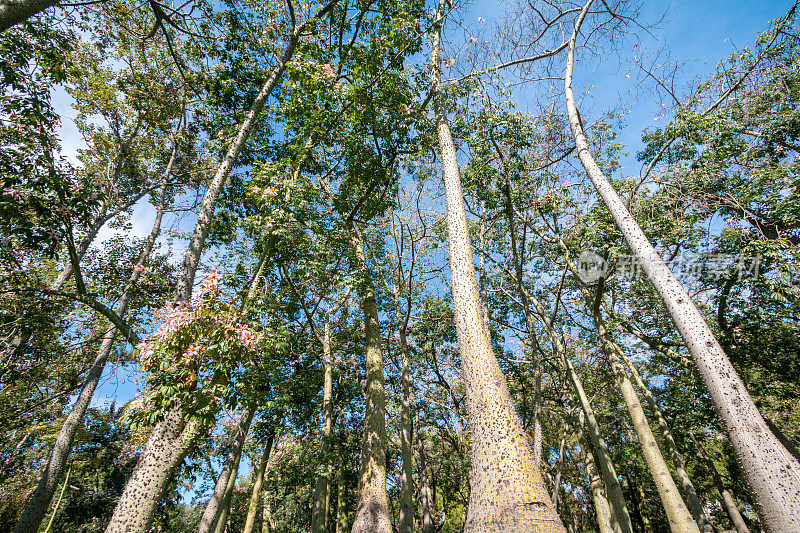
[233, 323, 259, 348]
[321, 63, 335, 79]
[200, 269, 222, 297]
[133, 264, 148, 273]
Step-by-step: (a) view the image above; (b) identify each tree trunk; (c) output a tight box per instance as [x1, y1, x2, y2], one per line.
[551, 424, 568, 512]
[585, 443, 614, 533]
[416, 411, 434, 533]
[243, 433, 275, 533]
[692, 435, 750, 533]
[350, 235, 391, 533]
[104, 30, 301, 533]
[565, 3, 800, 529]
[336, 444, 349, 533]
[430, 3, 564, 531]
[14, 172, 172, 533]
[569, 357, 632, 533]
[312, 316, 335, 533]
[0, 0, 58, 37]
[620, 352, 714, 532]
[198, 407, 254, 533]
[599, 327, 698, 533]
[212, 452, 243, 533]
[397, 310, 414, 533]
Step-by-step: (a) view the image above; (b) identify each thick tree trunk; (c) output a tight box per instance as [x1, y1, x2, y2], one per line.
[198, 407, 254, 533]
[350, 236, 391, 533]
[565, 3, 800, 530]
[243, 433, 275, 533]
[14, 174, 172, 533]
[430, 3, 564, 531]
[598, 323, 698, 533]
[104, 31, 301, 533]
[0, 0, 58, 35]
[692, 435, 750, 533]
[312, 316, 334, 533]
[620, 352, 714, 532]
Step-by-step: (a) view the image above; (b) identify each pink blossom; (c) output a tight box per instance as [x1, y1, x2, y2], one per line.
[133, 264, 148, 273]
[264, 186, 277, 197]
[321, 63, 335, 79]
[2, 187, 21, 198]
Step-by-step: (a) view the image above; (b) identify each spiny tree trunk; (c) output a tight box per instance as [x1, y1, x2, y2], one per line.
[596, 319, 698, 533]
[584, 441, 614, 533]
[430, 3, 564, 531]
[198, 407, 254, 533]
[350, 235, 391, 533]
[692, 435, 750, 533]
[311, 316, 334, 533]
[565, 3, 800, 529]
[244, 433, 275, 533]
[620, 351, 714, 532]
[104, 27, 304, 533]
[13, 171, 173, 533]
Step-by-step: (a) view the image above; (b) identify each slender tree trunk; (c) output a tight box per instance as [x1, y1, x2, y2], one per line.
[565, 3, 800, 529]
[551, 425, 568, 512]
[336, 444, 349, 533]
[569, 357, 632, 533]
[625, 477, 651, 533]
[13, 171, 173, 533]
[212, 453, 242, 533]
[262, 483, 274, 533]
[312, 316, 335, 533]
[692, 435, 750, 533]
[104, 31, 302, 533]
[198, 407, 254, 533]
[620, 352, 714, 532]
[599, 327, 698, 533]
[350, 235, 391, 533]
[430, 4, 564, 531]
[584, 444, 614, 533]
[397, 309, 414, 533]
[416, 411, 434, 533]
[244, 433, 275, 533]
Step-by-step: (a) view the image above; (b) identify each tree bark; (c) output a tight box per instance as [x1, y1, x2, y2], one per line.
[243, 433, 275, 533]
[312, 316, 335, 533]
[350, 235, 392, 533]
[430, 3, 564, 531]
[620, 352, 714, 532]
[198, 407, 254, 533]
[14, 170, 172, 533]
[0, 0, 58, 34]
[565, 3, 800, 530]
